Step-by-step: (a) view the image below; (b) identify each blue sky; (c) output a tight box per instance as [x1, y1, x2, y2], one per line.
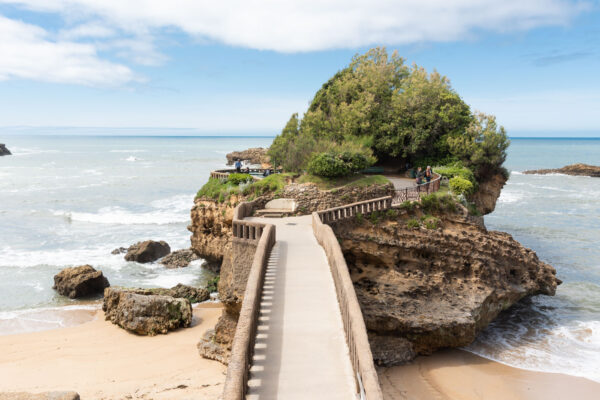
[0, 1, 599, 137]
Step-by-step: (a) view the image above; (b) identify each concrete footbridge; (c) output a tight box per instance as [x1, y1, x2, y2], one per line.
[210, 169, 442, 399]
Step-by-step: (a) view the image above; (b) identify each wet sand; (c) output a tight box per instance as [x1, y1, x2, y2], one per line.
[379, 349, 600, 400]
[0, 304, 226, 399]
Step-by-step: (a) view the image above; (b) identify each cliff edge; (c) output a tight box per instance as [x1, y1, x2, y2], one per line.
[330, 202, 560, 365]
[0, 144, 11, 156]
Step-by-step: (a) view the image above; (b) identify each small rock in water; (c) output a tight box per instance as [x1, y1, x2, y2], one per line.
[103, 287, 192, 335]
[53, 265, 110, 299]
[111, 247, 127, 255]
[124, 240, 170, 263]
[160, 249, 199, 268]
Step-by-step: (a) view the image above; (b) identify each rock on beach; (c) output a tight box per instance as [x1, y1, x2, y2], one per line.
[124, 240, 170, 263]
[53, 265, 110, 299]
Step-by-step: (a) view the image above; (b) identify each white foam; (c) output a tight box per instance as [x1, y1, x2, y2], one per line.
[52, 205, 189, 225]
[142, 273, 199, 288]
[110, 149, 147, 153]
[497, 191, 523, 204]
[125, 156, 141, 162]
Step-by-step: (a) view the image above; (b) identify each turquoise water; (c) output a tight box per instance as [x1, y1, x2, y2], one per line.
[466, 138, 600, 382]
[0, 136, 599, 381]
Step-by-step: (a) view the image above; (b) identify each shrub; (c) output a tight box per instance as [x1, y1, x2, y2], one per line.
[206, 275, 220, 293]
[398, 200, 416, 212]
[227, 173, 252, 185]
[386, 209, 399, 219]
[355, 212, 364, 223]
[307, 149, 372, 178]
[449, 176, 474, 196]
[407, 218, 420, 228]
[420, 193, 457, 214]
[423, 215, 440, 229]
[433, 164, 476, 185]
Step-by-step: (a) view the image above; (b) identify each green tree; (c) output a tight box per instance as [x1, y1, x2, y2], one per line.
[447, 112, 510, 179]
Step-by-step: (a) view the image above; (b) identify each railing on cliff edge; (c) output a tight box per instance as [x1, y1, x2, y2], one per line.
[210, 168, 276, 181]
[392, 173, 442, 204]
[222, 201, 276, 400]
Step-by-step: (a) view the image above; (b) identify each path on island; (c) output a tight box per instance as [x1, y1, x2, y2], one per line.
[244, 215, 356, 400]
[384, 174, 415, 190]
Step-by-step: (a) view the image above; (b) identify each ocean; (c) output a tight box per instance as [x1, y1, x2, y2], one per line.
[0, 136, 599, 382]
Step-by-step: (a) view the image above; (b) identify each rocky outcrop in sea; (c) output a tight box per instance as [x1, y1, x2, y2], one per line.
[330, 204, 560, 365]
[53, 265, 110, 299]
[225, 147, 269, 165]
[160, 248, 199, 268]
[124, 240, 170, 263]
[523, 163, 600, 177]
[0, 144, 11, 156]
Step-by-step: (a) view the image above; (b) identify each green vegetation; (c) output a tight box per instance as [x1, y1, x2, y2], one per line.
[297, 174, 390, 190]
[449, 176, 475, 196]
[420, 192, 457, 214]
[421, 215, 440, 229]
[268, 47, 509, 183]
[206, 275, 220, 293]
[196, 174, 287, 201]
[397, 200, 417, 212]
[307, 150, 370, 178]
[407, 218, 420, 229]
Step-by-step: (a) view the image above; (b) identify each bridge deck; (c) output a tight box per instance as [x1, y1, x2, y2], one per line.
[245, 215, 356, 400]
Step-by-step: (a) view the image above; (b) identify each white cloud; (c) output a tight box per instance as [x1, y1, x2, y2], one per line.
[0, 0, 588, 52]
[0, 15, 136, 86]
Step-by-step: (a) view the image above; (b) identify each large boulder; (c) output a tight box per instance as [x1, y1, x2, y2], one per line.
[0, 144, 11, 156]
[160, 249, 199, 268]
[124, 240, 170, 263]
[225, 147, 268, 166]
[0, 392, 79, 400]
[331, 207, 560, 366]
[523, 163, 600, 177]
[103, 287, 192, 335]
[53, 265, 110, 299]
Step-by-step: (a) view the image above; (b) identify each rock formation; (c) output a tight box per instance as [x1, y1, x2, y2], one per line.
[330, 205, 560, 365]
[127, 284, 210, 304]
[0, 144, 11, 156]
[124, 240, 170, 263]
[103, 287, 192, 335]
[110, 247, 127, 255]
[160, 248, 200, 268]
[226, 147, 269, 166]
[468, 172, 507, 215]
[523, 163, 600, 177]
[53, 265, 110, 299]
[0, 392, 79, 400]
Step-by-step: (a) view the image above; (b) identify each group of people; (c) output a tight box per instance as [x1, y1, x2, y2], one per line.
[415, 166, 433, 185]
[234, 159, 273, 177]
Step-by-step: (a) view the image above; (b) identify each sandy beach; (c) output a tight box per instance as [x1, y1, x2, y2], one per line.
[0, 304, 226, 400]
[379, 349, 600, 400]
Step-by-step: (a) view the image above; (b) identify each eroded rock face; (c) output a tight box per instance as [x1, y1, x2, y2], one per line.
[0, 144, 11, 156]
[226, 147, 269, 166]
[523, 163, 600, 177]
[103, 287, 192, 335]
[121, 284, 210, 304]
[53, 265, 110, 299]
[0, 392, 79, 400]
[469, 172, 507, 215]
[331, 209, 560, 366]
[160, 248, 200, 268]
[124, 240, 170, 263]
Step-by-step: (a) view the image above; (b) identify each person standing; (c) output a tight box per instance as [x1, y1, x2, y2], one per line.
[235, 159, 242, 173]
[425, 166, 433, 183]
[415, 167, 423, 184]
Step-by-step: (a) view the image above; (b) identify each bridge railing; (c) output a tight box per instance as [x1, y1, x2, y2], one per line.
[222, 202, 276, 400]
[210, 168, 279, 181]
[312, 210, 384, 400]
[317, 196, 393, 224]
[392, 173, 442, 204]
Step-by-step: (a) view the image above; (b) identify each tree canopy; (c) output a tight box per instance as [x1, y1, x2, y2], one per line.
[268, 47, 509, 181]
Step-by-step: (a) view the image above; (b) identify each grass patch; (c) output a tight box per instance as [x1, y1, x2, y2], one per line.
[297, 174, 390, 190]
[242, 174, 286, 197]
[197, 174, 287, 202]
[420, 192, 457, 214]
[206, 275, 220, 293]
[407, 218, 420, 228]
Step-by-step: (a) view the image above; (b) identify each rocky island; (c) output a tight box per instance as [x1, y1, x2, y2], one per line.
[523, 163, 600, 177]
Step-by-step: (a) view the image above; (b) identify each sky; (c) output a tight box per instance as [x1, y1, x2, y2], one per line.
[0, 0, 599, 137]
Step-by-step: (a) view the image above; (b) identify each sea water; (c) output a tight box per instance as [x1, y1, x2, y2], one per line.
[465, 138, 600, 383]
[1, 136, 599, 382]
[0, 135, 272, 331]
